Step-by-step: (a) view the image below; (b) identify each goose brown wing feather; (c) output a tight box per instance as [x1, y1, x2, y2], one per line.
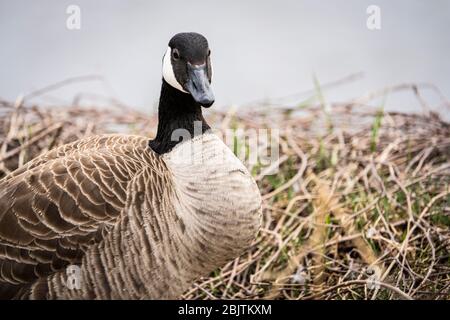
[0, 134, 159, 298]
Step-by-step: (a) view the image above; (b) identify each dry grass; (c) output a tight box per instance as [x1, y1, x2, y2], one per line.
[0, 82, 449, 300]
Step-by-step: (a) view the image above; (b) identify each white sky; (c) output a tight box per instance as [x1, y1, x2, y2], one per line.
[0, 0, 449, 117]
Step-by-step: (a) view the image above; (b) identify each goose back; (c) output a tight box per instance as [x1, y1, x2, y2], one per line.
[0, 134, 164, 298]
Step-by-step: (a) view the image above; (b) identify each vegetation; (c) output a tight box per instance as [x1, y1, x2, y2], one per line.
[0, 82, 449, 300]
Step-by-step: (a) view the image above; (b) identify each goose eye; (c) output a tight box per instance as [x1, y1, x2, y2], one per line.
[172, 49, 180, 60]
[207, 49, 211, 57]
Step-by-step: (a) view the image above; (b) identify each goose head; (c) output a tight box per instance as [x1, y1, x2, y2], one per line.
[162, 32, 215, 108]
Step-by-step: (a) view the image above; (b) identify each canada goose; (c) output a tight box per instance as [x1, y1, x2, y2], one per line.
[0, 32, 262, 299]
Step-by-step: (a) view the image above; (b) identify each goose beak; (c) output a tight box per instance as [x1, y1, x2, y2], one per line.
[186, 63, 215, 108]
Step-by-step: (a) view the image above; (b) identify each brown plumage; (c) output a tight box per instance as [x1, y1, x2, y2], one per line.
[0, 33, 262, 299]
[0, 132, 261, 299]
[0, 135, 155, 298]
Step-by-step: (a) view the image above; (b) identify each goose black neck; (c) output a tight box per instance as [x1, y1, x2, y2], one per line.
[149, 79, 210, 154]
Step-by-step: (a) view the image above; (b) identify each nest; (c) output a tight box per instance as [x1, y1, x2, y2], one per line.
[0, 83, 449, 300]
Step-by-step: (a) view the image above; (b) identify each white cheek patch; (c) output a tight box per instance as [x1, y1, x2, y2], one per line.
[209, 60, 213, 82]
[162, 47, 187, 93]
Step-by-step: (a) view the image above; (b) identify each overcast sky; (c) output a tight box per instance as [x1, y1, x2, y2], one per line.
[0, 0, 449, 116]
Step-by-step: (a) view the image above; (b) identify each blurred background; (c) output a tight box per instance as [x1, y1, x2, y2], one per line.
[0, 1, 449, 300]
[0, 0, 449, 115]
